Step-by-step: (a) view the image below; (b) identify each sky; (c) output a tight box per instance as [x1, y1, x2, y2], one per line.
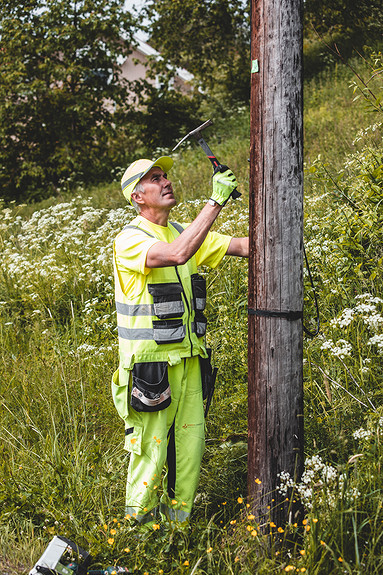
[125, 0, 148, 40]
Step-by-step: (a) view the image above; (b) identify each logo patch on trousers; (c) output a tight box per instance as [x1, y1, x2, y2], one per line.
[182, 423, 203, 429]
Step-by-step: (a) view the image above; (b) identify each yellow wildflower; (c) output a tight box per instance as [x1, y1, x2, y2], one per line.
[113, 518, 118, 523]
[299, 550, 305, 556]
[248, 514, 255, 520]
[338, 557, 343, 563]
[247, 525, 252, 532]
[251, 530, 257, 537]
[172, 499, 178, 505]
[270, 522, 276, 528]
[277, 527, 284, 533]
[313, 518, 318, 523]
[110, 528, 116, 535]
[230, 519, 236, 525]
[183, 560, 189, 566]
[124, 548, 130, 553]
[103, 524, 108, 531]
[207, 547, 213, 553]
[305, 525, 311, 532]
[153, 524, 160, 530]
[302, 519, 308, 525]
[255, 478, 262, 484]
[107, 538, 114, 545]
[237, 497, 243, 504]
[284, 567, 294, 572]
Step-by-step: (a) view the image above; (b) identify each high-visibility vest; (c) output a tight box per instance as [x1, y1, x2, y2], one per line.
[114, 222, 208, 369]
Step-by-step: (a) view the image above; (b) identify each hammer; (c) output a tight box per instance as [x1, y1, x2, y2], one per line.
[172, 119, 241, 199]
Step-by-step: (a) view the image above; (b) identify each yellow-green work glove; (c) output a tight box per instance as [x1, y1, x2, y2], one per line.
[211, 167, 238, 206]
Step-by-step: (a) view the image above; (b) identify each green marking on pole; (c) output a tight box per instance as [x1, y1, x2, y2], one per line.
[251, 59, 259, 73]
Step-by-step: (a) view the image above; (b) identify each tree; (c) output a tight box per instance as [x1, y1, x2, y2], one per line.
[0, 0, 135, 202]
[141, 0, 251, 107]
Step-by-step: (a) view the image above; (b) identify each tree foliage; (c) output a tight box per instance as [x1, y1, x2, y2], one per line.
[0, 0, 135, 202]
[141, 0, 251, 106]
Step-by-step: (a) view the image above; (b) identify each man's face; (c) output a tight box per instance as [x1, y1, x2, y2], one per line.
[135, 167, 176, 210]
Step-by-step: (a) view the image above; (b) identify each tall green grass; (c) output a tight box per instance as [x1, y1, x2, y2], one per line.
[0, 52, 383, 573]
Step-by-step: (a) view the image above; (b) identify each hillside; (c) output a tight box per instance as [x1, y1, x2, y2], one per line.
[0, 52, 383, 574]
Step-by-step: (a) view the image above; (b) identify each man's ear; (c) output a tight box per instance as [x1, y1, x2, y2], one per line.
[131, 191, 144, 205]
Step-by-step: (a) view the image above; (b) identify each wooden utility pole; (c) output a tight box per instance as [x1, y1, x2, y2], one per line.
[248, 0, 304, 525]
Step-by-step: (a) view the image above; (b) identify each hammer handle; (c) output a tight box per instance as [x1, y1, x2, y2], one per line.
[196, 137, 241, 200]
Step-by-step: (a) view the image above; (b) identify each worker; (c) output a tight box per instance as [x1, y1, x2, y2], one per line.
[112, 155, 248, 526]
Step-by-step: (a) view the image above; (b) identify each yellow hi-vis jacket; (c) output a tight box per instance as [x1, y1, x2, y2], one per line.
[113, 221, 209, 370]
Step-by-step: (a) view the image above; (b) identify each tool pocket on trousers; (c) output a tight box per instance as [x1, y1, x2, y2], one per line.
[124, 424, 143, 455]
[111, 368, 130, 421]
[131, 362, 171, 412]
[191, 274, 207, 311]
[199, 349, 218, 401]
[194, 310, 207, 338]
[152, 318, 186, 344]
[148, 283, 184, 319]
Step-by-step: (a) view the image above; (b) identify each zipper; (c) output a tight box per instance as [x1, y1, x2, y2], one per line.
[175, 265, 193, 357]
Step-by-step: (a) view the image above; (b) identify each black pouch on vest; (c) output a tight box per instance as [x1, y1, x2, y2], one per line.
[194, 310, 207, 338]
[148, 283, 184, 319]
[131, 362, 171, 412]
[152, 318, 186, 344]
[199, 349, 218, 417]
[191, 273, 207, 311]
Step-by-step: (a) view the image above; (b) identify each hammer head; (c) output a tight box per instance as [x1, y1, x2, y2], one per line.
[172, 119, 213, 151]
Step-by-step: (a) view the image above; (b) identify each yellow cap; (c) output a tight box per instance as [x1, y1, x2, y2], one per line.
[121, 156, 174, 203]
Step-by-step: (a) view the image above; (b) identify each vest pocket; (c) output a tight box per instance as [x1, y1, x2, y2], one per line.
[148, 283, 184, 319]
[194, 310, 207, 338]
[131, 362, 171, 412]
[152, 318, 186, 344]
[191, 274, 207, 311]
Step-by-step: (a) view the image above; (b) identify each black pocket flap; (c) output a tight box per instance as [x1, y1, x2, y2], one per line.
[148, 283, 183, 298]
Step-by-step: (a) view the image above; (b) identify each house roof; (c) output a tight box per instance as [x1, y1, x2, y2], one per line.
[133, 33, 194, 84]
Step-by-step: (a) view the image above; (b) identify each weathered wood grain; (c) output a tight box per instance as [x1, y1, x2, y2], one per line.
[248, 0, 304, 525]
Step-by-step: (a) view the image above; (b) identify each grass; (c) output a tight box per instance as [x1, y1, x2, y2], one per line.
[0, 51, 383, 573]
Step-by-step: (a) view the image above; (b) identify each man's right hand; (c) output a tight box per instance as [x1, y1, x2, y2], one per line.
[210, 167, 238, 206]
